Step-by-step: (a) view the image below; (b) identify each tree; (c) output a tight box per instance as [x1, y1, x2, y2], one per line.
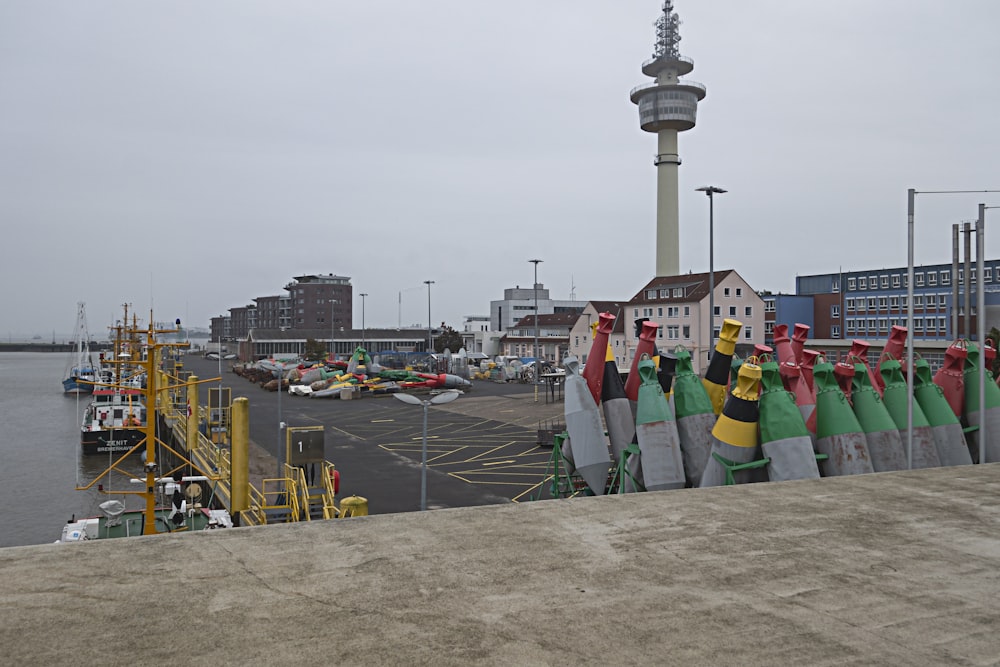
[304, 338, 328, 361]
[434, 326, 464, 354]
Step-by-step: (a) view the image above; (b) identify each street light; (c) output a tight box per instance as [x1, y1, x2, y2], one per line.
[392, 390, 460, 511]
[272, 360, 287, 477]
[359, 293, 368, 349]
[906, 188, 1000, 468]
[529, 259, 543, 403]
[978, 204, 1000, 465]
[424, 280, 434, 356]
[328, 298, 339, 361]
[696, 186, 727, 363]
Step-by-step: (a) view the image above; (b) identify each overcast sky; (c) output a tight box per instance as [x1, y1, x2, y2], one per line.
[3, 1, 999, 340]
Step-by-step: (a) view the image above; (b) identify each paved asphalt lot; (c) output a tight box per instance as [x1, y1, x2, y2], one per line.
[182, 355, 567, 515]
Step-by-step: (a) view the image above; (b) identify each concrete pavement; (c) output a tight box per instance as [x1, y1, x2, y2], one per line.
[4, 463, 1000, 665]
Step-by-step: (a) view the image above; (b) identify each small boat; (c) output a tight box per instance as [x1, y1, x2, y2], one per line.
[62, 302, 99, 395]
[80, 387, 146, 456]
[59, 480, 232, 542]
[61, 310, 232, 542]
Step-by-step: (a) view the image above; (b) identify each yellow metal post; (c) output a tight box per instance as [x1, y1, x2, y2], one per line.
[142, 330, 159, 535]
[186, 375, 199, 453]
[230, 397, 249, 514]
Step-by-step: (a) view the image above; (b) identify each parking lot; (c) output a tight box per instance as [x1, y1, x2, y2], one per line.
[183, 355, 567, 514]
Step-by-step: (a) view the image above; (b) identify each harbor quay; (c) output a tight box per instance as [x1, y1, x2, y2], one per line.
[182, 355, 569, 513]
[2, 463, 1000, 664]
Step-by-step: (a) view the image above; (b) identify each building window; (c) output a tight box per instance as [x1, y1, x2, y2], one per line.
[764, 322, 774, 335]
[878, 318, 888, 333]
[736, 288, 743, 297]
[831, 305, 840, 318]
[831, 325, 840, 339]
[914, 295, 924, 308]
[764, 299, 775, 312]
[880, 275, 889, 289]
[657, 326, 664, 339]
[743, 326, 752, 340]
[867, 297, 877, 310]
[713, 306, 720, 316]
[926, 294, 936, 308]
[659, 289, 669, 298]
[682, 325, 690, 339]
[915, 273, 924, 287]
[971, 267, 978, 283]
[683, 306, 690, 317]
[869, 276, 878, 289]
[847, 320, 856, 333]
[867, 318, 876, 330]
[986, 267, 993, 282]
[832, 279, 840, 293]
[673, 288, 684, 298]
[724, 287, 731, 297]
[941, 271, 950, 285]
[646, 290, 657, 299]
[890, 296, 899, 309]
[878, 297, 887, 309]
[667, 326, 679, 340]
[928, 272, 937, 286]
[667, 306, 679, 317]
[846, 298, 855, 312]
[848, 277, 857, 290]
[857, 299, 867, 312]
[939, 317, 947, 331]
[745, 306, 753, 317]
[892, 274, 901, 288]
[914, 318, 924, 332]
[657, 307, 663, 317]
[729, 306, 737, 316]
[633, 308, 638, 318]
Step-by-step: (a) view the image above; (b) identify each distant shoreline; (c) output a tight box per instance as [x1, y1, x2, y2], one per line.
[0, 342, 114, 353]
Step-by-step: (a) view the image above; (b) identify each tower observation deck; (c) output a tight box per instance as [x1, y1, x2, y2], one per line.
[630, 1, 706, 277]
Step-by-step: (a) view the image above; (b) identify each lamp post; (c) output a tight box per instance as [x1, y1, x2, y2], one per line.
[423, 280, 435, 356]
[359, 293, 368, 349]
[273, 360, 287, 477]
[696, 186, 727, 364]
[978, 204, 1000, 465]
[392, 390, 460, 510]
[328, 298, 339, 361]
[906, 188, 1000, 468]
[529, 259, 543, 402]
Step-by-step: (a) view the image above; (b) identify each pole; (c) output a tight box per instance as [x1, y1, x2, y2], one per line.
[424, 281, 434, 355]
[977, 203, 986, 464]
[709, 192, 714, 357]
[906, 188, 1000, 469]
[360, 293, 368, 348]
[696, 186, 726, 367]
[529, 259, 543, 403]
[329, 299, 337, 361]
[420, 401, 428, 511]
[275, 361, 284, 478]
[906, 188, 915, 469]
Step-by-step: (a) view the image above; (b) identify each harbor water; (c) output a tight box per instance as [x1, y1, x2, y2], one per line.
[0, 352, 134, 548]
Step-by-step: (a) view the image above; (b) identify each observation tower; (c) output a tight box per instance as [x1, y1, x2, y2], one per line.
[630, 1, 706, 277]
